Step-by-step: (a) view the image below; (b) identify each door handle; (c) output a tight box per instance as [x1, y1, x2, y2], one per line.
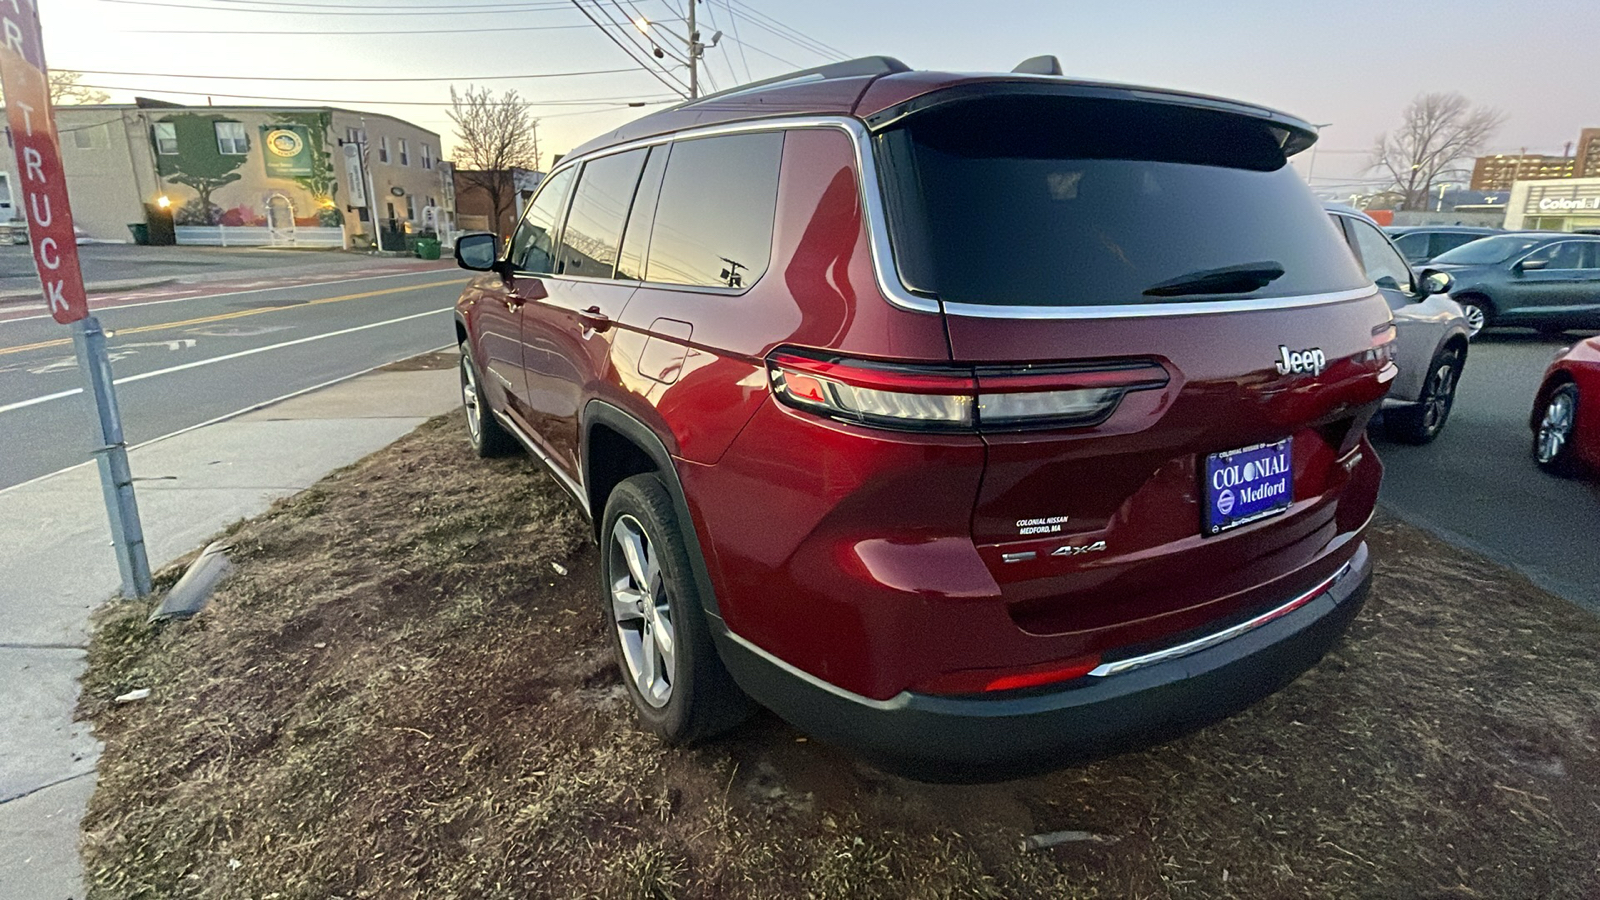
[578, 306, 613, 334]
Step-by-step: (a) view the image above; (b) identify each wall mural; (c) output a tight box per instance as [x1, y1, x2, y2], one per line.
[155, 111, 343, 228]
[154, 113, 247, 226]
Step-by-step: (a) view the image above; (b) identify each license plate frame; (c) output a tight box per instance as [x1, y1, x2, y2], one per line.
[1202, 438, 1294, 536]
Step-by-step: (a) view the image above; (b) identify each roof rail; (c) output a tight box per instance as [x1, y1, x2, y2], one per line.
[687, 55, 911, 105]
[1011, 55, 1063, 76]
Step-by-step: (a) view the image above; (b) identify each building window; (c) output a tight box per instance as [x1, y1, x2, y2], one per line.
[378, 135, 390, 164]
[398, 138, 409, 166]
[425, 195, 435, 210]
[215, 121, 248, 155]
[71, 124, 101, 150]
[421, 142, 433, 170]
[345, 126, 365, 145]
[405, 195, 415, 220]
[153, 122, 178, 154]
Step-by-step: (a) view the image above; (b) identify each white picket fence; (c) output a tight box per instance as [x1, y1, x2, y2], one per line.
[174, 225, 347, 248]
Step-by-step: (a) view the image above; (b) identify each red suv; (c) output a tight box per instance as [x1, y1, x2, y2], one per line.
[452, 56, 1396, 779]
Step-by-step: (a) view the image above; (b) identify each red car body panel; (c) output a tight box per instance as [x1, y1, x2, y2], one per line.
[1534, 336, 1600, 472]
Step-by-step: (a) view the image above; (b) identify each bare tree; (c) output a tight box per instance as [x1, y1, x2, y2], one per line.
[0, 70, 109, 106]
[1369, 92, 1504, 211]
[447, 85, 541, 234]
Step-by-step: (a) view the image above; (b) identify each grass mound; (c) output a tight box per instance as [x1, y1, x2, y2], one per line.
[81, 411, 1600, 899]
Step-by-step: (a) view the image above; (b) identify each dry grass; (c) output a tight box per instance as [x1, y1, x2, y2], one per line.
[80, 411, 1600, 899]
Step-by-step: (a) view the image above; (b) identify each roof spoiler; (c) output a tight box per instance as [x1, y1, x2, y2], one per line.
[686, 55, 911, 106]
[1011, 55, 1063, 76]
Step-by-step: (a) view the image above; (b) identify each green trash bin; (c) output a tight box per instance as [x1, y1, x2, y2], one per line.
[415, 237, 441, 260]
[128, 223, 150, 245]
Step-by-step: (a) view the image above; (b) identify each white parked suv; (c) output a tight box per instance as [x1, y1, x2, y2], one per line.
[1326, 205, 1471, 444]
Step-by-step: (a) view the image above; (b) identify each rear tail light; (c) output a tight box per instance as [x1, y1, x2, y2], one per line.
[915, 653, 1104, 695]
[767, 350, 1168, 432]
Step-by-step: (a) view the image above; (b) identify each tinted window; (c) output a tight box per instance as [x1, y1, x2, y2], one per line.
[507, 168, 574, 275]
[558, 149, 647, 279]
[645, 132, 783, 289]
[1391, 232, 1428, 261]
[1348, 218, 1413, 293]
[616, 146, 668, 281]
[1430, 232, 1482, 258]
[1527, 241, 1585, 270]
[1431, 234, 1547, 265]
[878, 96, 1368, 307]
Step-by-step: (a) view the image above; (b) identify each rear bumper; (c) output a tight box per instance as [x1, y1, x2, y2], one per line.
[713, 540, 1371, 782]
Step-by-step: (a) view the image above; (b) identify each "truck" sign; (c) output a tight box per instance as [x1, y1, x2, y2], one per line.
[0, 0, 89, 324]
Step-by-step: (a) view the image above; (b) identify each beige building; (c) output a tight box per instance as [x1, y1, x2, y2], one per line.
[1, 101, 452, 246]
[1504, 176, 1600, 232]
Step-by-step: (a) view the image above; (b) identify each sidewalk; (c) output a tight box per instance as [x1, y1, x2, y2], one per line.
[0, 354, 463, 899]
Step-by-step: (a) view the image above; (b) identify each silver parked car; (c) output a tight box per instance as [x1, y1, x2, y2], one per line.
[1326, 206, 1471, 444]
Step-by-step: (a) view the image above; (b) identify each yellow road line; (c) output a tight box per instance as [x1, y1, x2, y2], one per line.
[0, 277, 464, 358]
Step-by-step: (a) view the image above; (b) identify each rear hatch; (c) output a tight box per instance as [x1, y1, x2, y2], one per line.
[871, 88, 1394, 655]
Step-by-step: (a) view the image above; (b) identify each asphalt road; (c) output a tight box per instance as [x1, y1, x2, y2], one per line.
[0, 267, 467, 490]
[1373, 328, 1600, 611]
[0, 245, 417, 298]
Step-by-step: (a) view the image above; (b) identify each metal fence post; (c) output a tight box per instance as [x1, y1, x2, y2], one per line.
[71, 316, 153, 597]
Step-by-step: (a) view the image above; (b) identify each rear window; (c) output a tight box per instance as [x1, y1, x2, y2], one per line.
[875, 95, 1368, 308]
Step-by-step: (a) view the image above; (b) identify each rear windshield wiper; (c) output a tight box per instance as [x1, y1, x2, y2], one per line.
[1143, 261, 1286, 297]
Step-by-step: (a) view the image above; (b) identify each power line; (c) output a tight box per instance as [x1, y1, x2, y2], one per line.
[68, 67, 638, 83]
[723, 0, 846, 61]
[568, 0, 689, 97]
[73, 83, 679, 107]
[609, 0, 690, 68]
[714, 0, 753, 82]
[123, 23, 594, 35]
[98, 0, 578, 14]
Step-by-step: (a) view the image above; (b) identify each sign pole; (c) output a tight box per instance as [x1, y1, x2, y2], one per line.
[2, 0, 152, 596]
[71, 317, 152, 596]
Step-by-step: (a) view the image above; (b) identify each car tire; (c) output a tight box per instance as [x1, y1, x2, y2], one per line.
[601, 473, 754, 744]
[1384, 348, 1461, 445]
[459, 341, 519, 458]
[1533, 383, 1581, 476]
[1457, 297, 1493, 339]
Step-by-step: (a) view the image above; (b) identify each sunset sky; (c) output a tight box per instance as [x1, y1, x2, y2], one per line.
[37, 0, 1597, 192]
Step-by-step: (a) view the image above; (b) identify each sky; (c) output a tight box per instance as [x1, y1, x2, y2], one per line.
[37, 0, 1599, 195]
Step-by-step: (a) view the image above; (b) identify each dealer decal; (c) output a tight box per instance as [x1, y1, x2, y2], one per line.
[1016, 515, 1069, 535]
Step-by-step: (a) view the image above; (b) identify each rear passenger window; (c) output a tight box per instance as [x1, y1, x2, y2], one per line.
[1392, 232, 1427, 261]
[616, 146, 668, 281]
[507, 167, 573, 275]
[1430, 233, 1477, 258]
[558, 148, 647, 278]
[644, 132, 783, 289]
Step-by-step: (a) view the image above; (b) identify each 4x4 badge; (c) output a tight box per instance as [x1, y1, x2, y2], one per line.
[1275, 345, 1327, 376]
[1052, 540, 1107, 557]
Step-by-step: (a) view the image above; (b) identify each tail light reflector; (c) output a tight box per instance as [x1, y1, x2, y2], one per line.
[916, 653, 1104, 696]
[767, 350, 1168, 432]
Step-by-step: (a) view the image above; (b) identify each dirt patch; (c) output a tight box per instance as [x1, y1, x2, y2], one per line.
[80, 411, 1600, 899]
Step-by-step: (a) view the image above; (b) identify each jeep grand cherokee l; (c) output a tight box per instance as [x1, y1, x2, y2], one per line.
[451, 56, 1396, 780]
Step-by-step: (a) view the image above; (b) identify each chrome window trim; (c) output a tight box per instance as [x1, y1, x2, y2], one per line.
[1085, 561, 1354, 679]
[942, 286, 1381, 320]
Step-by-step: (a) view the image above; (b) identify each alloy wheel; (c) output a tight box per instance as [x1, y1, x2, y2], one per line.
[460, 354, 482, 442]
[1461, 304, 1486, 338]
[1536, 392, 1574, 464]
[608, 514, 676, 708]
[1421, 360, 1457, 431]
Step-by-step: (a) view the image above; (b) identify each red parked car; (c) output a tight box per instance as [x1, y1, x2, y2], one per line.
[451, 56, 1398, 779]
[1531, 336, 1600, 476]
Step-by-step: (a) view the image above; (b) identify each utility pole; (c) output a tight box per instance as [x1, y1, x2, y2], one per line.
[687, 0, 697, 98]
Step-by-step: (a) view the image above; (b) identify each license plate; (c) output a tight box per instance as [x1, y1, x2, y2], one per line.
[1202, 438, 1293, 536]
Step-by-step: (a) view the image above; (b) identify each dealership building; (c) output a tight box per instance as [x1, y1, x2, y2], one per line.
[1503, 177, 1600, 232]
[0, 100, 453, 247]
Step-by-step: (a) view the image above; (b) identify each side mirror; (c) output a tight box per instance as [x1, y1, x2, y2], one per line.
[1421, 270, 1453, 296]
[454, 232, 500, 272]
[1517, 257, 1548, 272]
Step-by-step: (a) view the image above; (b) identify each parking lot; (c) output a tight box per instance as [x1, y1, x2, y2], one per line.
[1375, 327, 1600, 611]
